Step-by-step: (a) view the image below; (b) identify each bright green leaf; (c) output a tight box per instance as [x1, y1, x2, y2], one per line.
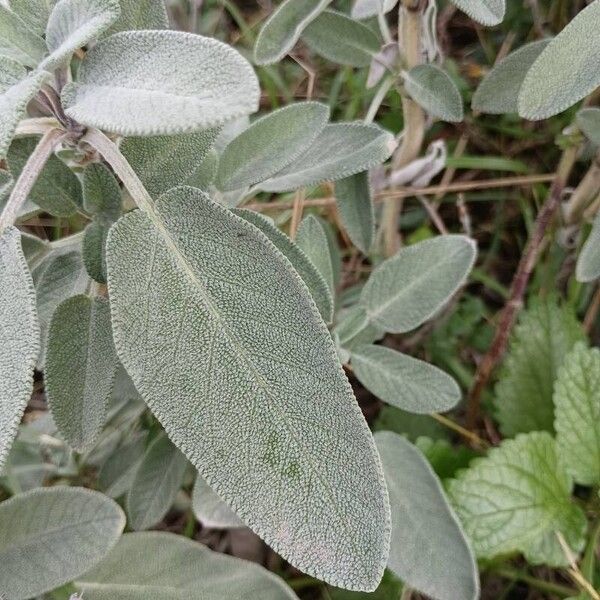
[192, 474, 244, 529]
[577, 211, 600, 282]
[577, 107, 600, 146]
[335, 171, 374, 254]
[449, 0, 505, 26]
[108, 0, 168, 33]
[0, 5, 47, 67]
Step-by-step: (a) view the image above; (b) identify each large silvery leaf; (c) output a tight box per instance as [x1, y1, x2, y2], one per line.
[217, 102, 329, 191]
[351, 0, 398, 20]
[403, 64, 463, 123]
[260, 123, 396, 193]
[0, 6, 47, 67]
[0, 227, 39, 470]
[577, 107, 600, 146]
[448, 0, 505, 26]
[233, 208, 334, 323]
[42, 0, 121, 70]
[376, 432, 479, 600]
[0, 486, 125, 600]
[45, 295, 117, 452]
[449, 432, 587, 566]
[351, 345, 461, 414]
[253, 0, 333, 66]
[335, 171, 374, 254]
[360, 235, 476, 334]
[192, 474, 245, 529]
[9, 0, 56, 35]
[77, 532, 298, 600]
[106, 186, 390, 591]
[518, 1, 600, 120]
[62, 30, 260, 136]
[296, 214, 335, 297]
[554, 343, 600, 486]
[577, 211, 600, 282]
[302, 10, 380, 68]
[108, 0, 168, 33]
[472, 40, 550, 114]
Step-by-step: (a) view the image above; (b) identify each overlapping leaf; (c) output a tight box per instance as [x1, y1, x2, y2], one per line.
[351, 0, 398, 20]
[296, 214, 335, 296]
[335, 171, 374, 254]
[9, 0, 56, 35]
[577, 107, 600, 146]
[108, 0, 168, 33]
[0, 6, 47, 67]
[99, 431, 147, 498]
[577, 211, 600, 282]
[192, 474, 245, 529]
[448, 0, 505, 26]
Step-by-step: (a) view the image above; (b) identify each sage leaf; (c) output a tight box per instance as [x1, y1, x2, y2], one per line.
[108, 0, 168, 33]
[296, 214, 335, 297]
[0, 227, 39, 470]
[576, 107, 600, 146]
[126, 433, 188, 531]
[62, 30, 260, 136]
[83, 221, 110, 283]
[302, 10, 381, 68]
[518, 1, 600, 120]
[376, 431, 479, 600]
[577, 211, 600, 282]
[0, 6, 47, 67]
[217, 102, 329, 191]
[233, 208, 334, 323]
[360, 235, 476, 334]
[554, 343, 600, 486]
[99, 431, 147, 498]
[449, 432, 587, 566]
[335, 171, 374, 254]
[106, 186, 390, 591]
[83, 162, 122, 220]
[187, 148, 219, 189]
[260, 123, 396, 192]
[0, 487, 125, 600]
[403, 64, 463, 122]
[192, 474, 245, 529]
[9, 0, 56, 35]
[449, 0, 505, 26]
[351, 0, 398, 20]
[46, 295, 117, 452]
[472, 40, 550, 114]
[253, 0, 332, 66]
[351, 345, 461, 414]
[77, 531, 298, 599]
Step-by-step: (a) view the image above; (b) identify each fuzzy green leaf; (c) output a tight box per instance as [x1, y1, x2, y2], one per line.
[335, 171, 374, 254]
[82, 162, 122, 219]
[376, 431, 479, 600]
[0, 487, 125, 600]
[577, 107, 600, 146]
[9, 0, 56, 35]
[0, 6, 47, 67]
[187, 148, 219, 189]
[83, 221, 110, 283]
[577, 211, 600, 282]
[351, 345, 461, 414]
[99, 432, 147, 498]
[217, 102, 329, 191]
[361, 235, 477, 334]
[192, 474, 245, 529]
[0, 227, 39, 470]
[77, 531, 298, 599]
[518, 1, 600, 120]
[106, 186, 390, 591]
[449, 0, 505, 26]
[63, 30, 260, 136]
[108, 0, 168, 33]
[449, 432, 587, 566]
[351, 0, 398, 20]
[260, 123, 396, 193]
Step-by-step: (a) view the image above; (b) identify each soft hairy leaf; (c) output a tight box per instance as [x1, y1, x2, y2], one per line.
[106, 186, 390, 591]
[494, 299, 584, 436]
[193, 474, 245, 529]
[42, 0, 121, 70]
[126, 434, 188, 531]
[351, 0, 398, 20]
[472, 40, 550, 114]
[9, 0, 55, 35]
[253, 0, 332, 65]
[46, 295, 117, 452]
[448, 0, 505, 26]
[518, 1, 600, 120]
[233, 208, 334, 323]
[187, 148, 219, 189]
[82, 162, 122, 220]
[0, 227, 39, 470]
[83, 221, 110, 283]
[296, 214, 335, 297]
[99, 432, 147, 498]
[351, 345, 461, 414]
[554, 343, 600, 486]
[302, 10, 380, 68]
[77, 531, 298, 599]
[376, 431, 479, 600]
[63, 30, 260, 136]
[0, 6, 47, 67]
[108, 0, 168, 33]
[360, 235, 477, 334]
[577, 107, 600, 146]
[403, 64, 463, 122]
[335, 171, 374, 254]
[260, 123, 396, 192]
[217, 102, 329, 191]
[577, 211, 600, 282]
[0, 486, 125, 600]
[449, 432, 587, 566]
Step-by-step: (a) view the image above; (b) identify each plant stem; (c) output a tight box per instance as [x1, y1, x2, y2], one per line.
[563, 152, 600, 224]
[493, 567, 577, 598]
[365, 77, 394, 124]
[14, 117, 60, 137]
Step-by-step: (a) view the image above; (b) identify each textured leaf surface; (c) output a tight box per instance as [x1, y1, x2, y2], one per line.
[233, 209, 334, 323]
[449, 432, 587, 566]
[0, 487, 125, 600]
[554, 343, 600, 486]
[253, 0, 332, 65]
[0, 6, 47, 67]
[335, 171, 374, 254]
[187, 148, 219, 190]
[0, 227, 39, 470]
[351, 0, 398, 20]
[351, 345, 461, 414]
[9, 0, 56, 35]
[217, 102, 329, 191]
[376, 432, 479, 600]
[99, 432, 147, 498]
[472, 40, 550, 114]
[46, 295, 117, 452]
[192, 474, 245, 529]
[83, 221, 110, 283]
[296, 214, 335, 297]
[77, 532, 298, 599]
[82, 162, 122, 219]
[302, 10, 380, 67]
[518, 1, 600, 120]
[577, 107, 600, 146]
[106, 186, 390, 590]
[361, 235, 476, 334]
[577, 211, 600, 282]
[494, 300, 584, 436]
[108, 0, 168, 33]
[63, 30, 260, 136]
[403, 64, 463, 122]
[448, 0, 505, 26]
[260, 123, 396, 192]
